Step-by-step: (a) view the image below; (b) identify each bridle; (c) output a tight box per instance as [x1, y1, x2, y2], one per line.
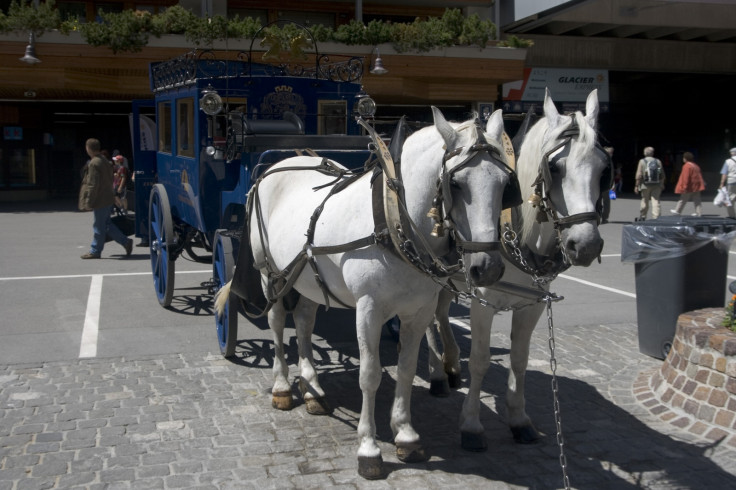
[528, 119, 611, 230]
[502, 117, 611, 278]
[427, 127, 522, 256]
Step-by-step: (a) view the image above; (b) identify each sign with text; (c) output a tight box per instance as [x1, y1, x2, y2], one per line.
[503, 68, 609, 113]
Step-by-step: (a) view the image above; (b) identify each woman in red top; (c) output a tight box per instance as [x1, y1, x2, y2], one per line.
[672, 151, 706, 216]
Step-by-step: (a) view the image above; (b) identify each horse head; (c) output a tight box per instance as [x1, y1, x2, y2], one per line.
[518, 89, 608, 267]
[430, 106, 513, 287]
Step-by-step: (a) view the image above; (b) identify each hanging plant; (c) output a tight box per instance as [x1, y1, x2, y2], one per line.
[0, 0, 61, 37]
[0, 5, 531, 54]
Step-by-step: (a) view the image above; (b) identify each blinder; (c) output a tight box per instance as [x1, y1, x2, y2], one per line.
[530, 120, 612, 227]
[437, 142, 522, 215]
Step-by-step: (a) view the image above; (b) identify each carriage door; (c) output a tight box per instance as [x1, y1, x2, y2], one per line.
[131, 99, 157, 241]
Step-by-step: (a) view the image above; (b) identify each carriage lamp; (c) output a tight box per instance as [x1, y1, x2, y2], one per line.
[355, 96, 377, 118]
[200, 87, 223, 116]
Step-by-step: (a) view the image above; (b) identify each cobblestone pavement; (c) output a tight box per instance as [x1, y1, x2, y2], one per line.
[2, 311, 736, 489]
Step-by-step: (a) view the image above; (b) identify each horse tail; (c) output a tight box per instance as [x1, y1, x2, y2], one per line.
[214, 280, 232, 317]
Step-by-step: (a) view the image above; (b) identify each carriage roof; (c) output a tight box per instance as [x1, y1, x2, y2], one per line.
[149, 50, 366, 95]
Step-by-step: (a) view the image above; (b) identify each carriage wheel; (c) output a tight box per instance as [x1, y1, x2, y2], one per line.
[149, 184, 176, 307]
[213, 230, 238, 358]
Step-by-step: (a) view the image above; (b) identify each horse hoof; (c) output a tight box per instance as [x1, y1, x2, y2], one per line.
[305, 397, 332, 415]
[461, 431, 488, 452]
[396, 441, 428, 463]
[511, 424, 540, 444]
[447, 372, 462, 389]
[271, 392, 293, 411]
[357, 455, 384, 480]
[429, 379, 450, 397]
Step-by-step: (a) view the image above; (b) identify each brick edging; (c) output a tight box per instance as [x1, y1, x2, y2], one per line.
[638, 308, 736, 448]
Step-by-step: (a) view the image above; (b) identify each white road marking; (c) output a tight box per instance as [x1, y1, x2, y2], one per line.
[79, 275, 103, 358]
[557, 274, 637, 298]
[0, 270, 210, 359]
[0, 270, 210, 281]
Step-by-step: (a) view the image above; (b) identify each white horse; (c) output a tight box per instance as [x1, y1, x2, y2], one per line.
[216, 107, 517, 479]
[427, 89, 609, 451]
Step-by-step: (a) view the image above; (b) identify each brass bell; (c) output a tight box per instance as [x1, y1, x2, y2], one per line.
[431, 223, 445, 237]
[427, 207, 441, 222]
[528, 193, 542, 207]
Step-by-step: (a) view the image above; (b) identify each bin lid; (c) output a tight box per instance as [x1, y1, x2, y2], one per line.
[621, 216, 736, 263]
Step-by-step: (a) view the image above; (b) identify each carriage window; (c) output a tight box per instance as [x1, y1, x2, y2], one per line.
[318, 100, 347, 135]
[177, 98, 195, 158]
[157, 101, 172, 154]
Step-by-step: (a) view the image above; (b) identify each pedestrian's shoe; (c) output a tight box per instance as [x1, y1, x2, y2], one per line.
[136, 240, 149, 247]
[124, 239, 133, 257]
[81, 252, 101, 259]
[670, 209, 679, 215]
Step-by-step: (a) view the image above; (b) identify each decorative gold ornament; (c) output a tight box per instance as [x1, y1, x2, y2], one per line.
[260, 31, 282, 61]
[427, 207, 441, 222]
[289, 34, 310, 60]
[431, 223, 445, 237]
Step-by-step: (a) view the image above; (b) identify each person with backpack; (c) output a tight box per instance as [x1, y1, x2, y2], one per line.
[634, 146, 665, 220]
[719, 147, 736, 218]
[671, 152, 705, 216]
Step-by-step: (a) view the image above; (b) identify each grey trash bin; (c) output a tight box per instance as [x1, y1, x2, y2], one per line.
[622, 216, 736, 359]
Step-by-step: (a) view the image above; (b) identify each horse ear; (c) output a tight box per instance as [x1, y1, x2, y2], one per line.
[584, 89, 599, 130]
[485, 109, 504, 142]
[432, 106, 456, 147]
[543, 88, 560, 130]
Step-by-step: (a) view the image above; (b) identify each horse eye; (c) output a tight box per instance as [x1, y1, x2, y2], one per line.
[450, 178, 461, 188]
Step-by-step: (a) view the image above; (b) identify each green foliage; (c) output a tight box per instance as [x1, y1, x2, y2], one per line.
[723, 295, 736, 333]
[226, 15, 262, 40]
[78, 9, 153, 53]
[498, 34, 534, 48]
[0, 5, 533, 54]
[1, 0, 60, 37]
[332, 19, 370, 45]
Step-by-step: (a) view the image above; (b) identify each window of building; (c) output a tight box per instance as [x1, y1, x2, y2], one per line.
[278, 10, 335, 28]
[158, 101, 171, 153]
[1, 148, 37, 188]
[318, 100, 347, 135]
[56, 1, 87, 22]
[177, 98, 195, 158]
[228, 8, 268, 26]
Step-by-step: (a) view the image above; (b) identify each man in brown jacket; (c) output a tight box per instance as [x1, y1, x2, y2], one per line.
[78, 138, 132, 259]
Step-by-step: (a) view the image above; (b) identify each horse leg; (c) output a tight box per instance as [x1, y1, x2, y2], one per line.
[427, 288, 461, 397]
[426, 321, 449, 397]
[459, 298, 495, 451]
[268, 300, 293, 410]
[507, 304, 544, 444]
[392, 310, 433, 464]
[437, 289, 462, 389]
[355, 297, 388, 480]
[293, 296, 332, 415]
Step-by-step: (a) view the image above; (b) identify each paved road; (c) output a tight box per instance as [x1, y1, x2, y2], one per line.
[1, 196, 736, 488]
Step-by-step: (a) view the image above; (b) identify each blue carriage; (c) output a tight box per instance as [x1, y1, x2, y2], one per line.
[132, 26, 377, 356]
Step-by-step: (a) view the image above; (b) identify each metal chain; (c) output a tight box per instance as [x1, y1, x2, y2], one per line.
[503, 222, 570, 487]
[546, 295, 570, 490]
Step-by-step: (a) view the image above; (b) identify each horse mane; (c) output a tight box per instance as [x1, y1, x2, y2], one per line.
[516, 110, 597, 243]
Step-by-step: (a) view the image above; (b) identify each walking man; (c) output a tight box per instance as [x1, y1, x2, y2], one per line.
[78, 138, 133, 259]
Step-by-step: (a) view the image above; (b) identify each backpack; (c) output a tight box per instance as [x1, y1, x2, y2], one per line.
[643, 157, 661, 184]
